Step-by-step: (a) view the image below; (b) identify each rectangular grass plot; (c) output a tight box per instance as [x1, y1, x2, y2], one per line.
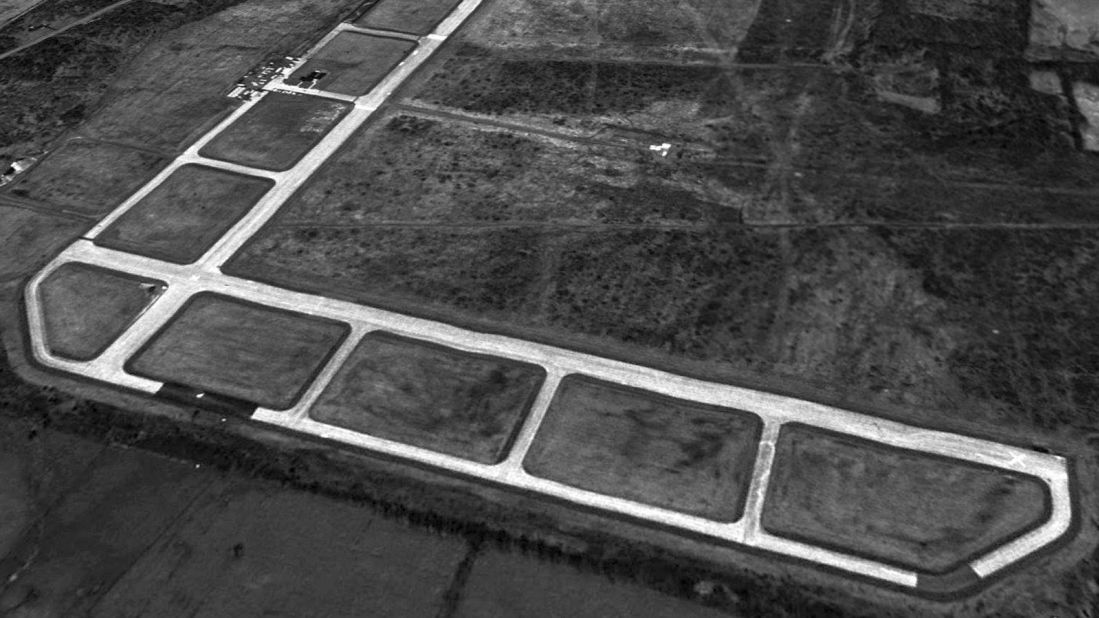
[95, 164, 273, 264]
[286, 32, 416, 96]
[199, 93, 350, 171]
[310, 332, 545, 464]
[127, 294, 349, 410]
[523, 376, 762, 521]
[355, 0, 463, 36]
[761, 424, 1051, 573]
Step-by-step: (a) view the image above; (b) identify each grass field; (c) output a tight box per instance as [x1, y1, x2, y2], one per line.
[94, 474, 468, 617]
[455, 548, 731, 618]
[310, 331, 545, 464]
[287, 32, 415, 96]
[0, 417, 469, 617]
[199, 93, 350, 171]
[39, 263, 161, 361]
[354, 0, 462, 35]
[0, 206, 88, 280]
[523, 375, 761, 521]
[8, 140, 166, 214]
[127, 293, 349, 410]
[761, 424, 1050, 573]
[455, 0, 760, 61]
[66, 0, 356, 154]
[265, 113, 741, 226]
[95, 164, 273, 264]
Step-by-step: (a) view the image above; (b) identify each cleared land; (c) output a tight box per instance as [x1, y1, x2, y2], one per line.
[127, 293, 349, 410]
[354, 0, 462, 35]
[523, 375, 761, 521]
[257, 113, 742, 226]
[761, 424, 1051, 573]
[199, 93, 350, 171]
[286, 32, 415, 96]
[39, 263, 160, 361]
[310, 331, 545, 464]
[95, 164, 273, 264]
[8, 140, 166, 215]
[456, 548, 733, 618]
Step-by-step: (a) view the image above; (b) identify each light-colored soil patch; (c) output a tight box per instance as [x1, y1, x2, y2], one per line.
[95, 164, 272, 264]
[287, 32, 415, 96]
[127, 293, 349, 409]
[523, 375, 762, 521]
[311, 332, 545, 464]
[39, 263, 160, 361]
[761, 424, 1051, 572]
[199, 93, 350, 171]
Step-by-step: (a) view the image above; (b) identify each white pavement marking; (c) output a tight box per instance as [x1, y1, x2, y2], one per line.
[22, 0, 1075, 593]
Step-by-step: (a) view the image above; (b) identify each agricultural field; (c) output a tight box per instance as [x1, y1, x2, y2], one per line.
[38, 263, 160, 361]
[523, 375, 761, 521]
[199, 92, 350, 171]
[127, 293, 349, 410]
[353, 0, 461, 35]
[286, 31, 414, 96]
[761, 424, 1050, 573]
[310, 331, 545, 464]
[95, 164, 272, 264]
[8, 139, 167, 214]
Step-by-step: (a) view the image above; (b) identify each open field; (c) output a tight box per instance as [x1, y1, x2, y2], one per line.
[354, 0, 462, 35]
[95, 164, 273, 264]
[0, 206, 88, 281]
[310, 331, 545, 464]
[455, 548, 734, 618]
[268, 113, 743, 226]
[735, 0, 843, 63]
[0, 0, 45, 30]
[0, 414, 103, 560]
[523, 375, 761, 521]
[453, 0, 761, 61]
[0, 441, 216, 616]
[39, 263, 159, 361]
[94, 477, 469, 617]
[286, 32, 415, 96]
[762, 424, 1050, 573]
[411, 49, 813, 154]
[65, 0, 356, 154]
[8, 140, 167, 214]
[127, 293, 348, 409]
[199, 92, 350, 171]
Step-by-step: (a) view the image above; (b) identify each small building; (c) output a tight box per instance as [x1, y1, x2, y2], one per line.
[0, 157, 36, 187]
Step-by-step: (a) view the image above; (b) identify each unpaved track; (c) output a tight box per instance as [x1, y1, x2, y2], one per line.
[21, 0, 1074, 594]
